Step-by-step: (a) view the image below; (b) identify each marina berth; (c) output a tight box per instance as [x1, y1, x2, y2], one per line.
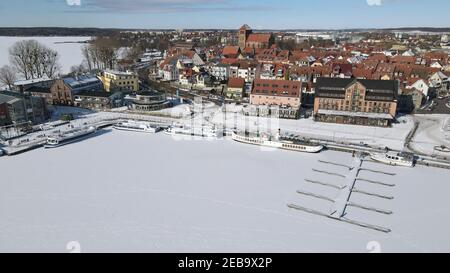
[232, 131, 324, 153]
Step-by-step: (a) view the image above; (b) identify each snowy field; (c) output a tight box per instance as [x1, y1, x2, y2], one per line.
[411, 114, 450, 155]
[1, 130, 450, 252]
[0, 36, 91, 75]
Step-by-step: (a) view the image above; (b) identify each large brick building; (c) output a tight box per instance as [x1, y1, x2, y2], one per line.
[314, 78, 398, 127]
[50, 75, 103, 106]
[249, 79, 302, 119]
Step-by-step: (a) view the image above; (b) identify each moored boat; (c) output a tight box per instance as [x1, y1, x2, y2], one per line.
[370, 151, 415, 167]
[113, 121, 161, 133]
[231, 131, 324, 153]
[165, 125, 222, 139]
[45, 126, 97, 148]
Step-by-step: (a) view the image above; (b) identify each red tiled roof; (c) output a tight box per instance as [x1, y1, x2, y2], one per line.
[228, 77, 245, 89]
[221, 58, 239, 65]
[222, 46, 240, 57]
[247, 33, 271, 44]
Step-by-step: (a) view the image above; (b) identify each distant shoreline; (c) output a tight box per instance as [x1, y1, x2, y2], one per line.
[0, 27, 449, 36]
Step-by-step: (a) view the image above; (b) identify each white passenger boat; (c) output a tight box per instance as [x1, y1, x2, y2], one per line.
[165, 125, 222, 139]
[113, 121, 161, 133]
[45, 126, 97, 148]
[231, 131, 324, 153]
[370, 151, 415, 167]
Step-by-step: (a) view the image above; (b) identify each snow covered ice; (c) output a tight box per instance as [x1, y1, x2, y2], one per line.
[1, 128, 450, 252]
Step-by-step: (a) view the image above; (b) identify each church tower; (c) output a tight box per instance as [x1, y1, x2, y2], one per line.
[238, 24, 252, 50]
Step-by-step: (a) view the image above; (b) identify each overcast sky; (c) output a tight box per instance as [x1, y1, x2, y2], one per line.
[0, 0, 449, 29]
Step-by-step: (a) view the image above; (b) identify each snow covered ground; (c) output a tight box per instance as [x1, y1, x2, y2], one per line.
[410, 114, 450, 155]
[0, 36, 91, 75]
[1, 130, 450, 252]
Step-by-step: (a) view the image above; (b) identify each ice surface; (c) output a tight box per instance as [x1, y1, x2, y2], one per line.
[1, 130, 450, 252]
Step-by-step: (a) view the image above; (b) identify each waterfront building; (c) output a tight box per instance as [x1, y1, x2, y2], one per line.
[74, 90, 124, 110]
[314, 78, 398, 127]
[0, 91, 48, 126]
[50, 75, 103, 106]
[249, 79, 302, 119]
[127, 91, 172, 112]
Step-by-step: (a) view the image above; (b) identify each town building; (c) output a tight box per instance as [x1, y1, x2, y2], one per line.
[0, 91, 48, 126]
[225, 78, 246, 99]
[13, 78, 54, 93]
[398, 88, 424, 113]
[98, 70, 139, 92]
[50, 75, 103, 106]
[314, 78, 398, 127]
[73, 90, 124, 110]
[249, 79, 302, 119]
[208, 63, 230, 82]
[25, 86, 53, 105]
[126, 91, 172, 112]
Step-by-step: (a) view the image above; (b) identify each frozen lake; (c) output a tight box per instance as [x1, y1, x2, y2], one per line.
[0, 36, 91, 75]
[1, 130, 450, 252]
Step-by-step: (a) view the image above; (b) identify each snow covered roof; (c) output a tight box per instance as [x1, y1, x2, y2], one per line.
[14, 77, 52, 86]
[63, 75, 102, 89]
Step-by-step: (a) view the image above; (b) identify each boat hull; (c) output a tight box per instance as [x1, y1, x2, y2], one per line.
[113, 125, 160, 133]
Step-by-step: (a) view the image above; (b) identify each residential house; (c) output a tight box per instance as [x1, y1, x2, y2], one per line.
[225, 78, 245, 99]
[406, 78, 430, 97]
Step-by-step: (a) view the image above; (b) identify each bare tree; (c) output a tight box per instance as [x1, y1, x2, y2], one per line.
[81, 45, 93, 71]
[0, 65, 17, 89]
[9, 40, 61, 80]
[82, 38, 119, 71]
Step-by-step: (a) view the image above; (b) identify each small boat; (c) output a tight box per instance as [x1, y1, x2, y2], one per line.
[370, 151, 415, 167]
[45, 126, 97, 148]
[231, 131, 324, 153]
[113, 121, 161, 133]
